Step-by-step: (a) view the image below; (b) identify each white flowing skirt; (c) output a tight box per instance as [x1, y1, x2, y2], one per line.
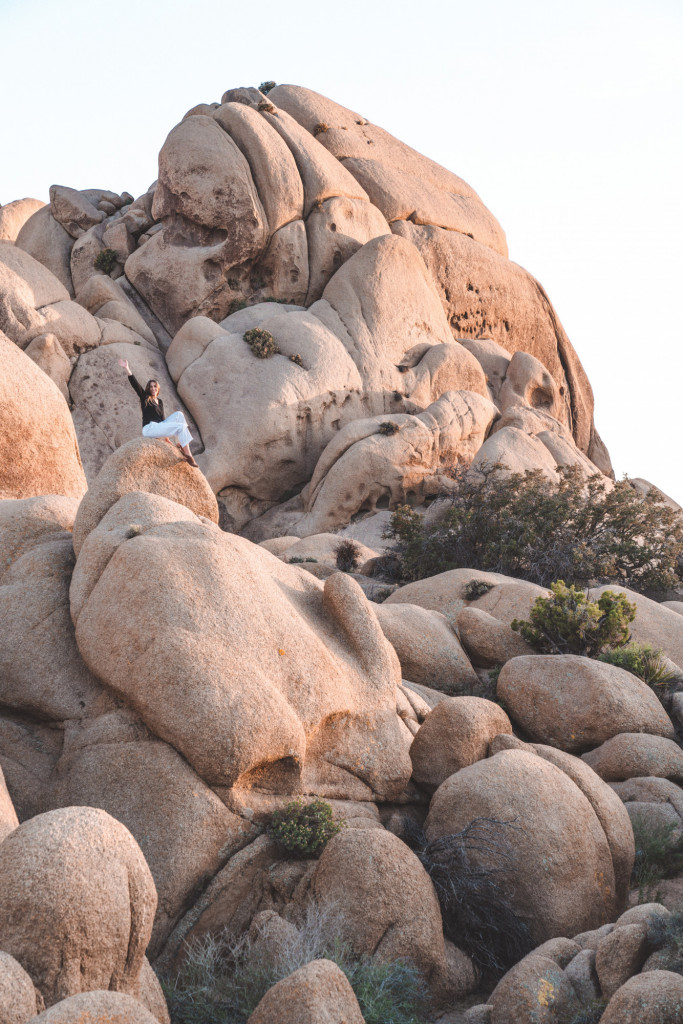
[142, 411, 192, 448]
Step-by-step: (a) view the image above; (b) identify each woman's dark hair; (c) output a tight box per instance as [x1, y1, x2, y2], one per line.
[144, 380, 160, 403]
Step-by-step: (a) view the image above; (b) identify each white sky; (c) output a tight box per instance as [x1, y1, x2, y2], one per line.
[2, 0, 682, 503]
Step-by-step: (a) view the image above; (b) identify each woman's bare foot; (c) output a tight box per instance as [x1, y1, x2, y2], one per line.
[179, 450, 199, 468]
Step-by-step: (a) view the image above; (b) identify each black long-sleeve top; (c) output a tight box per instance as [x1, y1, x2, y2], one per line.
[127, 372, 165, 427]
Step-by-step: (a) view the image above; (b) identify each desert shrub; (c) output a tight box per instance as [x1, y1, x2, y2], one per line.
[649, 910, 683, 974]
[386, 464, 683, 592]
[289, 353, 304, 367]
[407, 818, 535, 978]
[259, 80, 276, 94]
[511, 581, 636, 657]
[243, 328, 280, 359]
[288, 556, 317, 564]
[125, 524, 142, 539]
[631, 818, 683, 903]
[335, 539, 362, 573]
[227, 299, 247, 315]
[270, 799, 342, 857]
[463, 579, 494, 600]
[162, 901, 425, 1024]
[258, 99, 275, 113]
[599, 642, 679, 688]
[94, 247, 117, 274]
[313, 121, 329, 135]
[378, 421, 400, 436]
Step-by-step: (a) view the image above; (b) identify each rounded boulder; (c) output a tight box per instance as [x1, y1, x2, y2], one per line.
[410, 696, 512, 792]
[582, 733, 683, 782]
[0, 806, 157, 1007]
[247, 959, 364, 1024]
[600, 970, 683, 1023]
[497, 655, 674, 753]
[72, 437, 219, 556]
[425, 749, 619, 942]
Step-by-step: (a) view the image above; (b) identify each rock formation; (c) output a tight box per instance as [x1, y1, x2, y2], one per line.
[1, 79, 682, 1024]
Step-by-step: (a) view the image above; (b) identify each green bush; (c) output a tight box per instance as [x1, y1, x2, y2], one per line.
[378, 421, 400, 436]
[386, 463, 683, 593]
[511, 581, 636, 657]
[334, 539, 362, 573]
[243, 328, 280, 359]
[270, 799, 342, 857]
[94, 248, 117, 274]
[259, 80, 276, 94]
[162, 900, 425, 1024]
[407, 818, 535, 978]
[598, 642, 679, 688]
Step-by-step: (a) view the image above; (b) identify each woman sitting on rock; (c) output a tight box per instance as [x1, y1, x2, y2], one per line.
[118, 358, 199, 467]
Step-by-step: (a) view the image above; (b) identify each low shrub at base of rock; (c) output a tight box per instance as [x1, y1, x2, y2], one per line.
[511, 581, 636, 657]
[334, 539, 362, 573]
[407, 819, 535, 978]
[270, 800, 343, 858]
[243, 328, 280, 359]
[631, 819, 683, 903]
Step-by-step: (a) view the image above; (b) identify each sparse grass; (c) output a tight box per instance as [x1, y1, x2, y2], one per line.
[649, 910, 683, 974]
[94, 248, 117, 274]
[313, 121, 329, 135]
[335, 539, 362, 573]
[406, 818, 535, 979]
[463, 579, 494, 601]
[227, 299, 247, 315]
[243, 328, 280, 359]
[511, 581, 636, 658]
[631, 818, 683, 903]
[162, 900, 426, 1024]
[599, 642, 679, 691]
[378, 421, 400, 436]
[270, 799, 343, 858]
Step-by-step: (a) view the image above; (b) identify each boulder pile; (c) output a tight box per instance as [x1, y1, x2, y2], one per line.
[1, 80, 682, 1024]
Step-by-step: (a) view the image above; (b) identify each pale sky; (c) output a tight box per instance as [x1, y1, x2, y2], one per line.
[2, 0, 682, 503]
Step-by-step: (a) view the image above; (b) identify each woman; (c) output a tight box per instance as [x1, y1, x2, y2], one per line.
[118, 358, 199, 468]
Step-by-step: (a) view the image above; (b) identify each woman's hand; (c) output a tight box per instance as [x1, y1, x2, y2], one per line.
[118, 358, 130, 373]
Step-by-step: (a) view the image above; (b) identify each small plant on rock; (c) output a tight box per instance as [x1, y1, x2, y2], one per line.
[258, 99, 275, 113]
[334, 539, 362, 573]
[243, 328, 280, 359]
[511, 581, 636, 657]
[94, 248, 117, 274]
[270, 799, 342, 858]
[463, 579, 494, 601]
[288, 556, 317, 564]
[378, 421, 400, 436]
[227, 299, 247, 315]
[289, 353, 304, 367]
[313, 121, 329, 135]
[259, 80, 276, 94]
